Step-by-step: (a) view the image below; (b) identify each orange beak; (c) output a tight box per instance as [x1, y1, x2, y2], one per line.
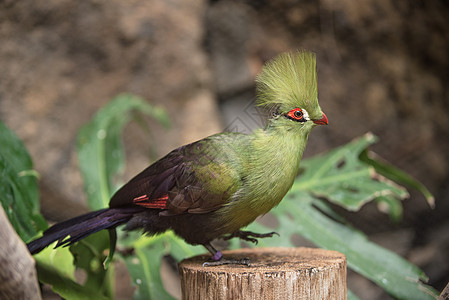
[313, 112, 328, 125]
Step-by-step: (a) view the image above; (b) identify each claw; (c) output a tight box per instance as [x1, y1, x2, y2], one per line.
[201, 231, 279, 267]
[223, 230, 280, 244]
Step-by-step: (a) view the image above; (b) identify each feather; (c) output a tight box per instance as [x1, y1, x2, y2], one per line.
[256, 50, 323, 120]
[27, 207, 143, 254]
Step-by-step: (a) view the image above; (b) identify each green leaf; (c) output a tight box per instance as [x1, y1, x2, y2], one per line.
[77, 93, 170, 210]
[0, 121, 101, 299]
[36, 260, 108, 300]
[305, 198, 434, 299]
[0, 120, 47, 241]
[122, 235, 176, 300]
[34, 245, 108, 299]
[34, 245, 76, 280]
[70, 230, 113, 298]
[76, 93, 174, 298]
[293, 133, 408, 212]
[360, 149, 435, 208]
[103, 229, 117, 269]
[117, 230, 202, 299]
[375, 195, 404, 222]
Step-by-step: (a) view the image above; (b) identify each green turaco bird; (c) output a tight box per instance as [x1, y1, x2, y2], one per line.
[27, 50, 328, 265]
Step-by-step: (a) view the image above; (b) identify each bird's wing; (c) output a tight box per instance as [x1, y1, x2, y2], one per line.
[109, 133, 247, 215]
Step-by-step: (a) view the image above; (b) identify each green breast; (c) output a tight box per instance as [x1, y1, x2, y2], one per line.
[215, 123, 311, 234]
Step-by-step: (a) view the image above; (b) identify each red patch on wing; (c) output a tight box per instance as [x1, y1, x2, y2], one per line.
[133, 194, 168, 209]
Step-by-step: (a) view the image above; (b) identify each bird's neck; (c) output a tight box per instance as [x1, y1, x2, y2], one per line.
[245, 121, 312, 212]
[214, 122, 313, 234]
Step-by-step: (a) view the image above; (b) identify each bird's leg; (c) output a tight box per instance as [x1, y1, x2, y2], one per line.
[202, 242, 250, 267]
[204, 243, 223, 261]
[223, 230, 279, 244]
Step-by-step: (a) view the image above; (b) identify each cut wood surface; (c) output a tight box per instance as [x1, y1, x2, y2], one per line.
[179, 247, 347, 300]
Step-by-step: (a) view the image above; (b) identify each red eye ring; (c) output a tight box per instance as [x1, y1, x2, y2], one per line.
[286, 108, 306, 122]
[293, 110, 303, 118]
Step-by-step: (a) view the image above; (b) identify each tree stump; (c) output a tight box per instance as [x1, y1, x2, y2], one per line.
[0, 206, 41, 300]
[178, 247, 346, 300]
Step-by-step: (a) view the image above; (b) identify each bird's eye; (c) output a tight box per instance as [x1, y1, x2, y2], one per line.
[286, 108, 306, 122]
[294, 110, 303, 118]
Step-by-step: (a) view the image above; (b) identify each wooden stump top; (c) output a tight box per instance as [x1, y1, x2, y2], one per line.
[179, 247, 347, 300]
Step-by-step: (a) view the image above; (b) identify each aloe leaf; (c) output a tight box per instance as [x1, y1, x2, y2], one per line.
[122, 235, 176, 300]
[0, 120, 47, 241]
[77, 93, 170, 210]
[293, 133, 408, 212]
[69, 230, 113, 298]
[34, 245, 108, 299]
[76, 94, 174, 298]
[359, 149, 435, 208]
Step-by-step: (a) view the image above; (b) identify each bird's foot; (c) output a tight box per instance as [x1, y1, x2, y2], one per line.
[202, 243, 252, 266]
[201, 247, 251, 267]
[202, 257, 251, 267]
[223, 230, 279, 244]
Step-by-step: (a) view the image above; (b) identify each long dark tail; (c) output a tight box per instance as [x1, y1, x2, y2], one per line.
[27, 207, 143, 254]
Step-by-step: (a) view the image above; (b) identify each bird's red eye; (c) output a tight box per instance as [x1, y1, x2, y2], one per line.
[286, 108, 306, 122]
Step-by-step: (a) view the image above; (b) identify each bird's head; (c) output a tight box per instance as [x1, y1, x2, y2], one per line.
[256, 51, 328, 128]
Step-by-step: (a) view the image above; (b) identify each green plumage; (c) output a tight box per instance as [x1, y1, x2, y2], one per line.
[27, 50, 327, 264]
[256, 51, 322, 120]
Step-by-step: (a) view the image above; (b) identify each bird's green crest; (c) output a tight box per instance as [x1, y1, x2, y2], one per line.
[256, 50, 322, 120]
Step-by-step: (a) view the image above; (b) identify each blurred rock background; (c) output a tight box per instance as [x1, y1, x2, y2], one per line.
[1, 0, 448, 299]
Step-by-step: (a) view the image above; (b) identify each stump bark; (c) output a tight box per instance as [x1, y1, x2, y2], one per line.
[178, 247, 346, 300]
[0, 206, 41, 300]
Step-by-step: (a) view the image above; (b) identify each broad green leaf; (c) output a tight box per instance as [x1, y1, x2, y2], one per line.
[122, 235, 176, 300]
[70, 230, 113, 298]
[300, 197, 435, 299]
[36, 260, 108, 300]
[34, 245, 75, 280]
[0, 121, 93, 299]
[293, 133, 408, 212]
[360, 149, 435, 208]
[0, 120, 47, 241]
[76, 94, 174, 299]
[117, 230, 202, 299]
[77, 93, 170, 210]
[34, 245, 108, 299]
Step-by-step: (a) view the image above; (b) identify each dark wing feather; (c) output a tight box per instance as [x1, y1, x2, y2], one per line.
[109, 151, 182, 209]
[109, 134, 244, 216]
